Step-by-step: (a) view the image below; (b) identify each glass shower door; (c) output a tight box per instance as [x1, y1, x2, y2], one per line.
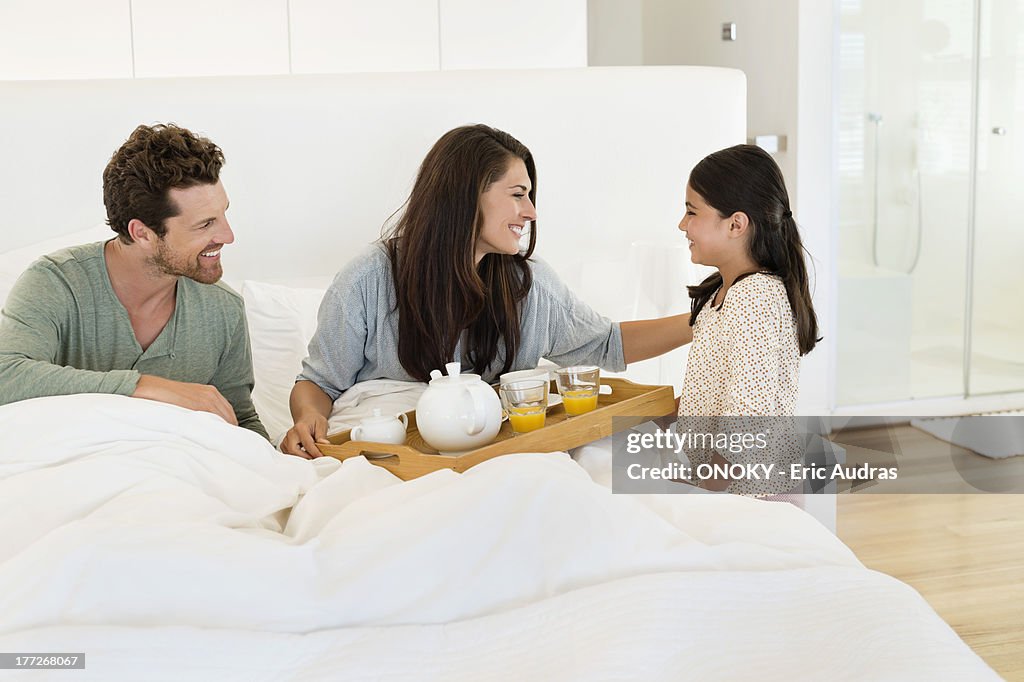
[835, 0, 973, 405]
[969, 0, 1024, 395]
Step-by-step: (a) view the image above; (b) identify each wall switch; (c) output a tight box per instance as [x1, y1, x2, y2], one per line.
[722, 22, 737, 41]
[748, 134, 788, 154]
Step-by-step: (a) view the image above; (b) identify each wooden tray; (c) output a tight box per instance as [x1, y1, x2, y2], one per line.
[319, 377, 675, 480]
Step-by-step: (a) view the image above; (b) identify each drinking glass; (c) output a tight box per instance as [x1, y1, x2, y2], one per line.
[499, 379, 548, 434]
[554, 365, 600, 416]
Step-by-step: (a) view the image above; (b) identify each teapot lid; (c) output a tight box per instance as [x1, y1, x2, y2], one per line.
[428, 361, 478, 386]
[361, 408, 401, 424]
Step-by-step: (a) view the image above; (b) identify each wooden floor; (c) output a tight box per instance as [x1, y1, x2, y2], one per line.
[833, 425, 1024, 680]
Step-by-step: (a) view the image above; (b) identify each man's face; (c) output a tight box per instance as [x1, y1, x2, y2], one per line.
[150, 181, 234, 285]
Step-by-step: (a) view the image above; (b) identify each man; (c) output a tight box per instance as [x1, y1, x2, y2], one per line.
[0, 123, 268, 439]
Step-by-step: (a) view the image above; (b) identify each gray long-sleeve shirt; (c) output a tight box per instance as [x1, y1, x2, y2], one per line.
[298, 244, 626, 400]
[0, 241, 268, 439]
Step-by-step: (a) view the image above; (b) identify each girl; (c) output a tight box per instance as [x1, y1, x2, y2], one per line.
[677, 144, 819, 495]
[282, 124, 690, 458]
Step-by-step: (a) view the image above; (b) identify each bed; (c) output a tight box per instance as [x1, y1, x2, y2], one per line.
[0, 393, 998, 680]
[0, 68, 1000, 680]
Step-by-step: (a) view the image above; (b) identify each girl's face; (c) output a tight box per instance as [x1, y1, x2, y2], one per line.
[474, 158, 536, 264]
[678, 185, 736, 267]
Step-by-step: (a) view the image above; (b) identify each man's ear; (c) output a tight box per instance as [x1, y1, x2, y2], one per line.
[728, 212, 750, 239]
[127, 219, 156, 246]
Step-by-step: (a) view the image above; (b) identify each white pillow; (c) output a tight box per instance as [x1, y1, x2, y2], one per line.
[241, 280, 326, 443]
[0, 224, 112, 307]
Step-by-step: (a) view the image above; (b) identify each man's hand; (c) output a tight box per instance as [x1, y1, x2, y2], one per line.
[280, 413, 330, 459]
[132, 374, 238, 426]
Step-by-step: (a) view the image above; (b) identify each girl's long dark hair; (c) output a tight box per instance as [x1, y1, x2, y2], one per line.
[383, 124, 537, 381]
[687, 144, 820, 355]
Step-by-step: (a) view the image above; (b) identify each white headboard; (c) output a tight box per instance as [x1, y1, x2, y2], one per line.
[1, 67, 744, 393]
[1, 66, 744, 298]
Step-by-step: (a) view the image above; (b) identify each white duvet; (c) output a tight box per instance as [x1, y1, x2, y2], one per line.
[0, 395, 998, 680]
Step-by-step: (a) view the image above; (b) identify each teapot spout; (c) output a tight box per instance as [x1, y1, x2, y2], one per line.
[445, 361, 462, 377]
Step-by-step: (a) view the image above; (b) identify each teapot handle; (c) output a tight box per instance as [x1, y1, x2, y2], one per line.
[461, 386, 487, 436]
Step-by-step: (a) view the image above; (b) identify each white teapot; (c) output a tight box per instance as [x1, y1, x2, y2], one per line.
[350, 408, 409, 445]
[415, 361, 502, 454]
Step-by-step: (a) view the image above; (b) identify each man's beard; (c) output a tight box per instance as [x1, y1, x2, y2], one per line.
[149, 239, 222, 285]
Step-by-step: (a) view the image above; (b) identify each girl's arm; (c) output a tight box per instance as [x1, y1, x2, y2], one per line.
[620, 313, 692, 364]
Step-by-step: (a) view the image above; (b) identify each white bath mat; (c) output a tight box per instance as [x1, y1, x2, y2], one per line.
[910, 412, 1024, 459]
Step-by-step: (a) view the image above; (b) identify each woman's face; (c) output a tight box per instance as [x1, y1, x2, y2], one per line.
[678, 185, 733, 266]
[474, 158, 536, 264]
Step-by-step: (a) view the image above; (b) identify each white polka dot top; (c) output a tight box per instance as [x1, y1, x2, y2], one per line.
[679, 272, 800, 417]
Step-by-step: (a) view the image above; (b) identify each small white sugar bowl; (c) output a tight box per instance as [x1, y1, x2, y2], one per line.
[350, 408, 409, 445]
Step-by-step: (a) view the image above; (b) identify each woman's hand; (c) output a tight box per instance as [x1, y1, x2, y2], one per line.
[282, 380, 335, 459]
[281, 413, 330, 459]
[614, 315, 696, 366]
[620, 313, 692, 364]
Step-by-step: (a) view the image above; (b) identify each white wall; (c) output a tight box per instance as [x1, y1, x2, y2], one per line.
[640, 0, 800, 204]
[131, 0, 291, 78]
[289, 0, 441, 73]
[794, 0, 837, 414]
[0, 0, 587, 80]
[587, 1, 800, 194]
[587, 0, 643, 66]
[440, 0, 587, 70]
[0, 0, 133, 79]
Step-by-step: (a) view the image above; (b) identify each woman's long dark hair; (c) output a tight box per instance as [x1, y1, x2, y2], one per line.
[687, 144, 819, 355]
[383, 124, 537, 381]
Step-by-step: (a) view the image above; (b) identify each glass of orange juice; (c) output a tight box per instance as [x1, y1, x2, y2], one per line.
[499, 379, 548, 434]
[554, 365, 600, 416]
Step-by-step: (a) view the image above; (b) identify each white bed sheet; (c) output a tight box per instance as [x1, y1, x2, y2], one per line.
[0, 395, 997, 680]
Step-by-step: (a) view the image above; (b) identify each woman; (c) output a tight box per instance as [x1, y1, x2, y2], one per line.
[282, 124, 690, 458]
